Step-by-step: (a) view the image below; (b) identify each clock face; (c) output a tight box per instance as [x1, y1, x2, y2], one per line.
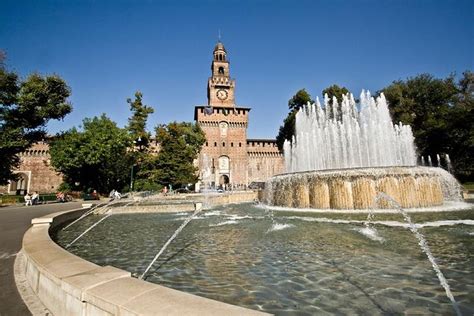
[216, 89, 228, 100]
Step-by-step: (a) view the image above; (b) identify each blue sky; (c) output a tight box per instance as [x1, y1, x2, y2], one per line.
[1, 0, 473, 138]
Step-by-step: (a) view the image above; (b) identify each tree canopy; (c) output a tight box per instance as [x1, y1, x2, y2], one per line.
[322, 84, 350, 103]
[276, 89, 314, 150]
[381, 72, 473, 181]
[137, 122, 205, 189]
[322, 84, 350, 120]
[127, 91, 154, 147]
[276, 86, 351, 150]
[0, 59, 72, 184]
[49, 115, 132, 193]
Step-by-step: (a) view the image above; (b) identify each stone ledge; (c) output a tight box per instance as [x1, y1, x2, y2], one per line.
[21, 207, 269, 315]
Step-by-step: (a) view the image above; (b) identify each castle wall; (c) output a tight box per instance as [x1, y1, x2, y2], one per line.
[247, 140, 284, 184]
[0, 141, 63, 194]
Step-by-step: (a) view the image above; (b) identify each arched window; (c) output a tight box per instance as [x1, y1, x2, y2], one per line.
[218, 66, 224, 74]
[214, 142, 217, 147]
[222, 142, 225, 147]
[231, 142, 234, 147]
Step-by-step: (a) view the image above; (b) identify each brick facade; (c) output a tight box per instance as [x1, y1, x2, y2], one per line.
[195, 42, 284, 190]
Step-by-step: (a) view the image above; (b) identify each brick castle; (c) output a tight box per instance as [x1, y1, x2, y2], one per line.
[195, 41, 283, 190]
[1, 41, 284, 194]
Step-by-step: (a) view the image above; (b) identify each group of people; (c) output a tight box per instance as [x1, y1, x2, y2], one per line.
[24, 188, 121, 206]
[56, 191, 72, 203]
[24, 192, 39, 206]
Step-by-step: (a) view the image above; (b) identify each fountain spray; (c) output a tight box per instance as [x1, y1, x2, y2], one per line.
[66, 212, 112, 249]
[139, 203, 203, 280]
[376, 193, 461, 316]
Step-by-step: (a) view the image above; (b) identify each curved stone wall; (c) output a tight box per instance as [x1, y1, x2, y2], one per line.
[21, 208, 267, 315]
[264, 167, 460, 210]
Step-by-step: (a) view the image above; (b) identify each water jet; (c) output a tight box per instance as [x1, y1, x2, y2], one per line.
[264, 91, 463, 210]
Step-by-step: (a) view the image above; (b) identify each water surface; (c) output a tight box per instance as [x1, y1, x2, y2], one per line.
[53, 203, 474, 315]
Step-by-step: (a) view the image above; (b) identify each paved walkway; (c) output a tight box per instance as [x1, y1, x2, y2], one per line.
[0, 202, 83, 316]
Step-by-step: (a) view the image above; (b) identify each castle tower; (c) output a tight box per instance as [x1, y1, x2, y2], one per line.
[195, 41, 250, 190]
[207, 41, 236, 107]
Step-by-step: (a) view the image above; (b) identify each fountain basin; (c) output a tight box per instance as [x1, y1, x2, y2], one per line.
[20, 208, 267, 315]
[264, 166, 462, 210]
[53, 203, 474, 315]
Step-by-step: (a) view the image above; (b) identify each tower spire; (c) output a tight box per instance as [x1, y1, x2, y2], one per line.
[218, 29, 221, 42]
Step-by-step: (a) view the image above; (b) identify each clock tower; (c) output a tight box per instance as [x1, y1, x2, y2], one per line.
[194, 40, 284, 191]
[207, 41, 235, 107]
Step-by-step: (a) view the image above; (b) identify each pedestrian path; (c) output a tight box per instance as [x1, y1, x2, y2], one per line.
[0, 202, 82, 315]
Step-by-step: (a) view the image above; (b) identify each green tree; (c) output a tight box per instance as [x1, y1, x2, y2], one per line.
[126, 91, 155, 190]
[322, 84, 350, 103]
[276, 89, 314, 150]
[322, 84, 350, 120]
[49, 115, 132, 193]
[381, 74, 458, 157]
[381, 72, 473, 181]
[0, 59, 72, 184]
[139, 122, 205, 189]
[127, 91, 154, 148]
[446, 71, 474, 181]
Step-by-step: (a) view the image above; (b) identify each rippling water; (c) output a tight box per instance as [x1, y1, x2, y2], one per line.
[53, 203, 474, 315]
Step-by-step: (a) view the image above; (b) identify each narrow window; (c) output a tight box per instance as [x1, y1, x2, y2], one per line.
[231, 142, 234, 147]
[214, 142, 217, 147]
[222, 142, 225, 147]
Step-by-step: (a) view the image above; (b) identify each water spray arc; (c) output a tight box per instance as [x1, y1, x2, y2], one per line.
[139, 203, 203, 280]
[65, 213, 112, 249]
[376, 192, 461, 316]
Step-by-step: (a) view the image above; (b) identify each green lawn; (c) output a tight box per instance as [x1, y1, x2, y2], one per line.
[463, 182, 474, 191]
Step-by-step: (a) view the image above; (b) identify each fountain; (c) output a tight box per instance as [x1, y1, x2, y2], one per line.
[49, 91, 473, 315]
[265, 91, 463, 209]
[54, 201, 474, 315]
